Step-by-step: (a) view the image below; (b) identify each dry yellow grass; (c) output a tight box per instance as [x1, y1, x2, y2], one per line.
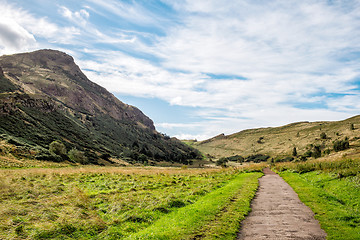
[0, 165, 263, 239]
[192, 115, 360, 159]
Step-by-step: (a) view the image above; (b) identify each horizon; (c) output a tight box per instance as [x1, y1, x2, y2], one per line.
[1, 0, 360, 140]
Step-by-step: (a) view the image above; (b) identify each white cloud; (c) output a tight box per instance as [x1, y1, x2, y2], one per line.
[59, 6, 90, 26]
[2, 0, 360, 139]
[0, 1, 85, 54]
[0, 19, 36, 53]
[0, 2, 37, 54]
[105, 0, 359, 138]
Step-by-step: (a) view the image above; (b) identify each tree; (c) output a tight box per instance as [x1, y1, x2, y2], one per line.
[138, 154, 148, 163]
[350, 123, 355, 130]
[68, 148, 88, 164]
[292, 147, 297, 157]
[49, 141, 67, 159]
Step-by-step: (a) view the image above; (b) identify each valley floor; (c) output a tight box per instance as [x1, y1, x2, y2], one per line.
[0, 165, 263, 239]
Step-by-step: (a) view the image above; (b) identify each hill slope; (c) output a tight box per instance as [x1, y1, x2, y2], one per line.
[191, 116, 360, 159]
[0, 49, 200, 165]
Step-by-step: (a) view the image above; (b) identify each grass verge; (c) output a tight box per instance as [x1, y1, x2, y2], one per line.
[126, 172, 262, 240]
[279, 170, 360, 239]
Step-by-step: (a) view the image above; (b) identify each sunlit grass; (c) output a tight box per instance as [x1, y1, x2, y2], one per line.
[126, 172, 262, 239]
[0, 165, 263, 239]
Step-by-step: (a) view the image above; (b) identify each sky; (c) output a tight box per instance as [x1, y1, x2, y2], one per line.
[1, 0, 360, 140]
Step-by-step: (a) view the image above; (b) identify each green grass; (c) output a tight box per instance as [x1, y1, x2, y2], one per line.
[279, 170, 360, 239]
[275, 157, 360, 177]
[126, 172, 262, 239]
[0, 166, 262, 239]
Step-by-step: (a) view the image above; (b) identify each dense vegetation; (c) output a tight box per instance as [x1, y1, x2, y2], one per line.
[0, 167, 262, 239]
[217, 154, 270, 166]
[0, 92, 201, 165]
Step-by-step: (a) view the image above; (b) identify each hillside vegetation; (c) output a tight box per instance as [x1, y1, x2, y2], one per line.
[190, 116, 360, 161]
[0, 50, 201, 165]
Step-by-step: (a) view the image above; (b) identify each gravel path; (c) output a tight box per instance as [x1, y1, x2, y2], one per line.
[238, 168, 327, 240]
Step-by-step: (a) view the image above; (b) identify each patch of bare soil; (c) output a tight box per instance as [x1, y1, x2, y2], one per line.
[238, 168, 327, 240]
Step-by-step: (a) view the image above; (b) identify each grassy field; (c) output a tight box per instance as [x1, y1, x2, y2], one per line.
[0, 165, 263, 239]
[191, 115, 360, 159]
[274, 157, 360, 239]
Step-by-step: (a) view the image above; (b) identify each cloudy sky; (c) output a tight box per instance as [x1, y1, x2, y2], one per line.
[1, 0, 360, 140]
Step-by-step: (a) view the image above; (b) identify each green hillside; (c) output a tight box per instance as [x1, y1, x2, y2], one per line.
[0, 50, 201, 165]
[191, 116, 360, 160]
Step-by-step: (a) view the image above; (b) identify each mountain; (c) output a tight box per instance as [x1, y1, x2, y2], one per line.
[190, 116, 360, 160]
[0, 49, 201, 165]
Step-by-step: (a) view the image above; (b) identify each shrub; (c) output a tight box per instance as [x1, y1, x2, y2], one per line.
[323, 149, 331, 155]
[333, 138, 350, 152]
[138, 154, 148, 163]
[226, 155, 244, 162]
[304, 150, 313, 158]
[312, 145, 321, 158]
[275, 156, 294, 163]
[35, 149, 63, 162]
[320, 132, 327, 139]
[292, 147, 297, 157]
[49, 141, 66, 156]
[216, 157, 228, 167]
[257, 137, 264, 144]
[245, 154, 270, 163]
[68, 148, 88, 164]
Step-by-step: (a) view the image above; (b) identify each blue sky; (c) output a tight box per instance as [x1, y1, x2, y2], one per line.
[1, 0, 360, 140]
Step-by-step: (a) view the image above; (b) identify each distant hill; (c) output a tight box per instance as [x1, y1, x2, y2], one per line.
[0, 49, 201, 165]
[191, 116, 360, 160]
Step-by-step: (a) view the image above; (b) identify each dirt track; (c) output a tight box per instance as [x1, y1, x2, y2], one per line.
[238, 168, 327, 239]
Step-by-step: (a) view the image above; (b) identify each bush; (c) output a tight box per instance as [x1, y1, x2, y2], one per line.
[292, 147, 297, 157]
[35, 151, 63, 162]
[216, 157, 228, 167]
[138, 154, 148, 163]
[320, 132, 327, 139]
[312, 145, 321, 158]
[49, 141, 66, 156]
[304, 150, 313, 158]
[323, 149, 331, 155]
[257, 137, 264, 144]
[333, 138, 350, 152]
[68, 148, 88, 164]
[275, 156, 294, 163]
[245, 154, 270, 163]
[225, 155, 244, 163]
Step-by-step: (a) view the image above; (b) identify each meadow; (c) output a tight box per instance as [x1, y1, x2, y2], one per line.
[274, 157, 360, 239]
[0, 165, 264, 239]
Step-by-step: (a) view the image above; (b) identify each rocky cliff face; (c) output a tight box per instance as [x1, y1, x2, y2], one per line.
[0, 49, 154, 130]
[0, 49, 201, 164]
